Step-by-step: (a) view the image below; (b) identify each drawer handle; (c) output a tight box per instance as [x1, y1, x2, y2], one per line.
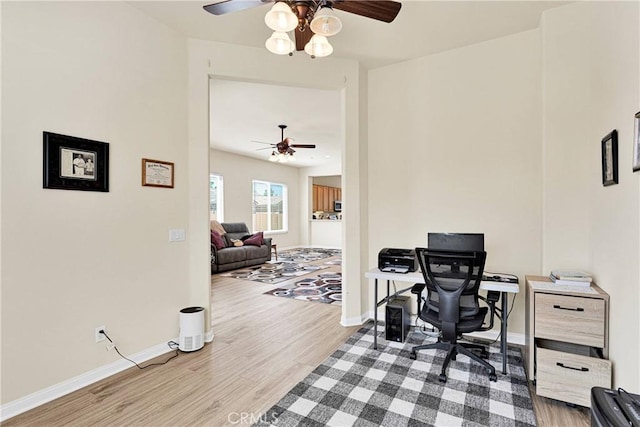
[556, 362, 589, 372]
[553, 304, 584, 312]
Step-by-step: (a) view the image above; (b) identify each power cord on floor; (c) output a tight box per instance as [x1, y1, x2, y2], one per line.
[101, 330, 180, 369]
[412, 307, 440, 338]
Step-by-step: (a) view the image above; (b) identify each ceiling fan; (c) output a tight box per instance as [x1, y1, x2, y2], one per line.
[203, 0, 402, 58]
[255, 124, 316, 162]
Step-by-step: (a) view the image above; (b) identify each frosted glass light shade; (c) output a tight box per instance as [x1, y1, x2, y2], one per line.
[310, 7, 342, 36]
[304, 34, 333, 58]
[269, 152, 278, 162]
[264, 2, 298, 32]
[265, 31, 294, 55]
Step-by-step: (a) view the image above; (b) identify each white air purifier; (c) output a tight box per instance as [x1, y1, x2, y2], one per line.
[179, 306, 205, 352]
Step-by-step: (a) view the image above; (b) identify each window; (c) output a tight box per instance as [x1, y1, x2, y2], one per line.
[210, 174, 224, 222]
[252, 180, 287, 233]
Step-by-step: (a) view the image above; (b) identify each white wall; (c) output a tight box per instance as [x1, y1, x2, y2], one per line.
[313, 175, 341, 188]
[367, 30, 543, 337]
[541, 1, 640, 391]
[310, 221, 342, 248]
[1, 2, 191, 404]
[210, 149, 301, 248]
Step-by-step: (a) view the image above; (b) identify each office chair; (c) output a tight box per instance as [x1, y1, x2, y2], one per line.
[410, 248, 497, 383]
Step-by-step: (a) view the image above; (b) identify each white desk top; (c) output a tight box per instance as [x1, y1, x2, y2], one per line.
[365, 268, 519, 293]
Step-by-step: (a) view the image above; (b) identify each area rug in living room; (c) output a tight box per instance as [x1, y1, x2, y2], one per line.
[263, 272, 342, 305]
[222, 262, 331, 284]
[255, 322, 536, 427]
[275, 247, 341, 263]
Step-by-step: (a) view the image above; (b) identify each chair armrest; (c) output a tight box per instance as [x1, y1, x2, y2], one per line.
[411, 283, 426, 294]
[263, 237, 272, 248]
[478, 292, 500, 331]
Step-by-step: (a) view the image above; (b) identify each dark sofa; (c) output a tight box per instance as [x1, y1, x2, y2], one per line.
[211, 222, 272, 273]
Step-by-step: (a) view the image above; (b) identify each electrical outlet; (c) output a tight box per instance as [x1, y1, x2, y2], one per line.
[95, 326, 106, 343]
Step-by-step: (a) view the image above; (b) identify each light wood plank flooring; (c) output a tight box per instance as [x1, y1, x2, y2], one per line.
[4, 256, 590, 426]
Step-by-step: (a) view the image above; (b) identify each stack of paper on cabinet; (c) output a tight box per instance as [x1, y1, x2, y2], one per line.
[549, 270, 593, 286]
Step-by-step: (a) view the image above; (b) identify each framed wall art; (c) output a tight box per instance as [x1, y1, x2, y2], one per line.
[601, 130, 618, 186]
[142, 158, 174, 188]
[633, 111, 640, 172]
[43, 131, 109, 192]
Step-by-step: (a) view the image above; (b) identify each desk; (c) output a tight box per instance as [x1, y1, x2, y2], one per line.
[365, 268, 519, 374]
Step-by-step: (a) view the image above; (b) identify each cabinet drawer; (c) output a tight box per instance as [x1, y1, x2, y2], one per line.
[536, 347, 611, 407]
[535, 293, 605, 347]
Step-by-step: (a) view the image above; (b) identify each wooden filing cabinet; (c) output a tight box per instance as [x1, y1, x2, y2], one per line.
[524, 275, 611, 408]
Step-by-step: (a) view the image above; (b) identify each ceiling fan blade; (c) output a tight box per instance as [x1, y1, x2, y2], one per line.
[295, 27, 313, 51]
[290, 144, 316, 148]
[203, 0, 272, 16]
[251, 140, 275, 145]
[256, 147, 275, 151]
[333, 0, 402, 23]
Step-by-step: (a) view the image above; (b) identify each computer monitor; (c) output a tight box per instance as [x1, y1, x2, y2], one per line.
[427, 232, 485, 274]
[427, 232, 484, 252]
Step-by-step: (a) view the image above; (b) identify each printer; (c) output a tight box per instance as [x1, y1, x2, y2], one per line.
[378, 248, 418, 274]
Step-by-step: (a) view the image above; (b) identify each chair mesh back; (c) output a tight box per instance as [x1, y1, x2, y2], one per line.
[415, 248, 486, 320]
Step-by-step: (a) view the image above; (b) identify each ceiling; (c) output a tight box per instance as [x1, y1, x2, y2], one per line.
[129, 0, 567, 168]
[209, 79, 343, 168]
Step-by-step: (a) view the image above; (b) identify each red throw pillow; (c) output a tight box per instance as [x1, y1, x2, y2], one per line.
[243, 231, 264, 246]
[211, 230, 226, 250]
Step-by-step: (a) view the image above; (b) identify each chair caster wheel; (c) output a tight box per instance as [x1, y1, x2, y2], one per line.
[438, 374, 447, 383]
[489, 373, 497, 382]
[409, 352, 417, 360]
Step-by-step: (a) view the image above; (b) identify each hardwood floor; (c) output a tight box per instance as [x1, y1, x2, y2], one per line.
[4, 255, 591, 426]
[528, 382, 591, 426]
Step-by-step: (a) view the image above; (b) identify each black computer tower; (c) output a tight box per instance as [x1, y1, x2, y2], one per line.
[385, 296, 411, 342]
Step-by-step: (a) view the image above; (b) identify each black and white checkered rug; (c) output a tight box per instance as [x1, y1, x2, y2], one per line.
[256, 323, 536, 426]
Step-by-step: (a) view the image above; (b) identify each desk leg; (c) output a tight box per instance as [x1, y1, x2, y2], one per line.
[374, 278, 378, 350]
[501, 291, 508, 374]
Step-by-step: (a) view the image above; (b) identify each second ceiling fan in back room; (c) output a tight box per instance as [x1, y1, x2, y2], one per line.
[203, 0, 402, 58]
[254, 124, 316, 163]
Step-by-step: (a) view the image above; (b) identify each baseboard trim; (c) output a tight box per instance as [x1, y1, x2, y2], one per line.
[359, 311, 526, 346]
[464, 330, 526, 346]
[205, 329, 215, 343]
[340, 312, 369, 327]
[0, 339, 177, 422]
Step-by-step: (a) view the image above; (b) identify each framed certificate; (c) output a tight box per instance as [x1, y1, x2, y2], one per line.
[142, 158, 174, 188]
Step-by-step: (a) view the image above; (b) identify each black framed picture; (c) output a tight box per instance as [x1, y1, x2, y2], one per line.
[43, 132, 109, 192]
[601, 130, 618, 186]
[633, 111, 640, 172]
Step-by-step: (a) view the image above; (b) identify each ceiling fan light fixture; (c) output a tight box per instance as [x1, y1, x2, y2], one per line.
[264, 2, 298, 32]
[310, 7, 342, 37]
[265, 31, 295, 55]
[269, 151, 279, 162]
[304, 34, 333, 58]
